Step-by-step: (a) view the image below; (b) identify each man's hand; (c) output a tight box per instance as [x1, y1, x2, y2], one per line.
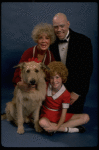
[70, 92, 79, 105]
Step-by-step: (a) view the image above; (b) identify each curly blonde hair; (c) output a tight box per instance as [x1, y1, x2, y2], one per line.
[46, 61, 68, 83]
[31, 23, 56, 44]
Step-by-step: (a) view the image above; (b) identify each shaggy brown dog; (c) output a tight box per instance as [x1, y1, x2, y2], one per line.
[1, 60, 47, 134]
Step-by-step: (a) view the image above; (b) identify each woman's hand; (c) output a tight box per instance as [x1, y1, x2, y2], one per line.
[17, 80, 36, 92]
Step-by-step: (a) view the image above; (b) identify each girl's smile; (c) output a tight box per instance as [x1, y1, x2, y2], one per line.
[50, 74, 62, 92]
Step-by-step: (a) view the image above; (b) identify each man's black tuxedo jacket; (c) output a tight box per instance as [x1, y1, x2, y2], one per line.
[50, 28, 93, 97]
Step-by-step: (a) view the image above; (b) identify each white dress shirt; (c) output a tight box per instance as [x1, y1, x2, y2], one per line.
[58, 30, 70, 65]
[58, 31, 80, 97]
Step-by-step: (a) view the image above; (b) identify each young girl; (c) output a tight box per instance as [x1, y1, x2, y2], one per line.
[39, 61, 90, 134]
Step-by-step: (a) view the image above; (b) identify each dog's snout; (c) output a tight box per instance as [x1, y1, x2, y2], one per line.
[30, 80, 36, 85]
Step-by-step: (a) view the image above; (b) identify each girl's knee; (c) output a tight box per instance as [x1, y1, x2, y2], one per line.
[82, 114, 90, 124]
[39, 118, 44, 127]
[85, 114, 90, 123]
[39, 117, 48, 127]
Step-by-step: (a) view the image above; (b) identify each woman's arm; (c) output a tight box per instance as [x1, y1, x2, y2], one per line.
[12, 47, 33, 86]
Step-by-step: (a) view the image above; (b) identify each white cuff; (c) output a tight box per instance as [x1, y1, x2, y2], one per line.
[62, 103, 69, 109]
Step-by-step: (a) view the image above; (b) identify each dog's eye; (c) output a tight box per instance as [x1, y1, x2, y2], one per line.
[35, 69, 39, 73]
[26, 69, 30, 73]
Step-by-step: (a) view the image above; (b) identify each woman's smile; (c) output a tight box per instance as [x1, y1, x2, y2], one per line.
[37, 33, 51, 51]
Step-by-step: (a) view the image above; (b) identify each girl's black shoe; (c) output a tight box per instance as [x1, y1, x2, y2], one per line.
[42, 129, 54, 136]
[77, 126, 86, 133]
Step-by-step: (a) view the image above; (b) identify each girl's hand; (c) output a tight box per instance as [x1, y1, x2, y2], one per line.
[44, 123, 58, 132]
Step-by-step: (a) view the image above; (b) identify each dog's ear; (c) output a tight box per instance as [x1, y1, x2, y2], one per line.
[13, 62, 25, 70]
[40, 63, 50, 70]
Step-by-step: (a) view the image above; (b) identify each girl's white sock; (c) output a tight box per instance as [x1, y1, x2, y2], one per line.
[65, 127, 79, 133]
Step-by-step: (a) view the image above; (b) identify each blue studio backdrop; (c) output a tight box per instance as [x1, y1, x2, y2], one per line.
[1, 2, 98, 147]
[1, 2, 98, 107]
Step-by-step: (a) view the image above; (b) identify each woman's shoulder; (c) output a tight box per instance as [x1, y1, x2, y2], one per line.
[47, 49, 54, 55]
[19, 46, 35, 63]
[25, 46, 34, 53]
[22, 46, 36, 56]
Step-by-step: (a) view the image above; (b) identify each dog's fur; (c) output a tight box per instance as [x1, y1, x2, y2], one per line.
[1, 61, 47, 134]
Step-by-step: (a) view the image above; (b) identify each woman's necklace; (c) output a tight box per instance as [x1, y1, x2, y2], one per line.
[37, 54, 44, 61]
[37, 47, 47, 62]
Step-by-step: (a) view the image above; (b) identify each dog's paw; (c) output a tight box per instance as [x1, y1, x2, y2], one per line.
[17, 126, 24, 134]
[7, 119, 11, 121]
[35, 124, 43, 132]
[1, 114, 7, 120]
[24, 117, 30, 123]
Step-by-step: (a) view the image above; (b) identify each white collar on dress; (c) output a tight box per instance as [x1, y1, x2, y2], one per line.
[47, 83, 66, 100]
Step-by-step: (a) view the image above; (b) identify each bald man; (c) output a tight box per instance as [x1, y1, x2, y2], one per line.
[50, 13, 93, 114]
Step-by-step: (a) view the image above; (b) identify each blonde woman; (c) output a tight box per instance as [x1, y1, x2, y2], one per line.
[12, 23, 56, 92]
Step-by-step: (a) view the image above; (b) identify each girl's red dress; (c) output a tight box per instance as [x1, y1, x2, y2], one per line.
[40, 84, 74, 123]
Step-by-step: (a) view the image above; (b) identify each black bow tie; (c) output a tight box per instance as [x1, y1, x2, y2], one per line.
[58, 39, 67, 43]
[57, 34, 70, 43]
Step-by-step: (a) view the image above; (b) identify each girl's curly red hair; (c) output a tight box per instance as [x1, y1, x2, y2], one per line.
[46, 61, 68, 83]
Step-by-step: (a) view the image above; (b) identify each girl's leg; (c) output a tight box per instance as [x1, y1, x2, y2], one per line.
[39, 117, 52, 131]
[56, 113, 90, 132]
[39, 114, 90, 133]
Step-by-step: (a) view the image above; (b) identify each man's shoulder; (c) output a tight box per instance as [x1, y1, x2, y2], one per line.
[70, 28, 90, 42]
[49, 40, 58, 52]
[50, 28, 91, 51]
[50, 28, 90, 45]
